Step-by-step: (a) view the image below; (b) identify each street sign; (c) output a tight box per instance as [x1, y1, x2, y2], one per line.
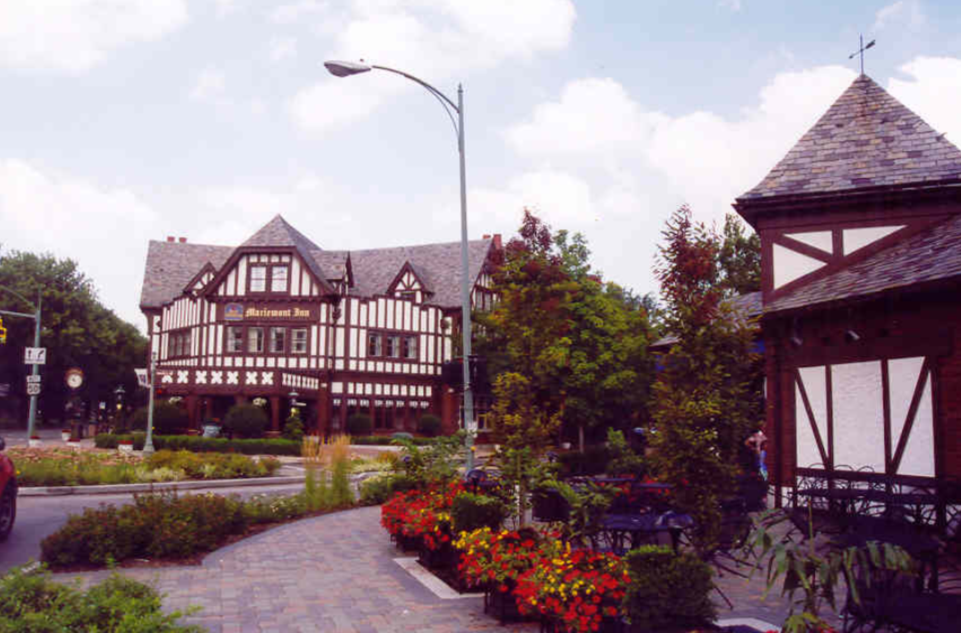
[26, 383, 41, 396]
[135, 368, 150, 388]
[24, 347, 47, 365]
[26, 375, 41, 383]
[0, 316, 6, 344]
[0, 383, 9, 397]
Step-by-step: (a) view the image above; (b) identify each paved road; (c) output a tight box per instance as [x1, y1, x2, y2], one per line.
[1, 483, 304, 573]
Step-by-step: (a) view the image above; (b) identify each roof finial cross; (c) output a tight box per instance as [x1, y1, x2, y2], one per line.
[849, 34, 876, 76]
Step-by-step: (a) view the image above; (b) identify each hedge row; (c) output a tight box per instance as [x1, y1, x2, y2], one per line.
[94, 434, 302, 456]
[94, 433, 439, 453]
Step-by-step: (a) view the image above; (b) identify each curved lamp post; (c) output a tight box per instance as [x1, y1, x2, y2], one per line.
[323, 60, 475, 471]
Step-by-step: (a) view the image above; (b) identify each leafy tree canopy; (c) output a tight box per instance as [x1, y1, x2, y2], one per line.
[0, 248, 147, 425]
[476, 210, 655, 448]
[718, 213, 761, 297]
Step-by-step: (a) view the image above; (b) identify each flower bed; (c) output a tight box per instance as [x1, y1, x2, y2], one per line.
[10, 447, 280, 487]
[380, 482, 463, 551]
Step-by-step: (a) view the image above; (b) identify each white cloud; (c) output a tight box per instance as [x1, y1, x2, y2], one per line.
[873, 0, 925, 30]
[472, 169, 595, 228]
[0, 160, 159, 327]
[190, 68, 228, 104]
[888, 57, 961, 144]
[271, 0, 331, 24]
[211, 0, 238, 18]
[289, 0, 576, 135]
[718, 0, 742, 11]
[0, 0, 188, 73]
[269, 37, 298, 62]
[503, 66, 857, 226]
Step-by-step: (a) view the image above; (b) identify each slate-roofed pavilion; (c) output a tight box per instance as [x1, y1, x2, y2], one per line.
[733, 74, 961, 515]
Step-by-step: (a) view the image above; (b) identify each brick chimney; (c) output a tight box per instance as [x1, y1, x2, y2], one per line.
[166, 236, 175, 242]
[492, 233, 502, 250]
[178, 237, 187, 243]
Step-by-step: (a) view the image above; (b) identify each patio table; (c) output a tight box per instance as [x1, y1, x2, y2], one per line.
[599, 510, 693, 556]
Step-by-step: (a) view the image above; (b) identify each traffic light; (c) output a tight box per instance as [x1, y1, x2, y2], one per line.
[0, 316, 6, 345]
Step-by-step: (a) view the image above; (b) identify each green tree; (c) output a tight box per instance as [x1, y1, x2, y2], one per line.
[0, 249, 147, 427]
[475, 210, 654, 451]
[650, 205, 761, 553]
[718, 213, 761, 296]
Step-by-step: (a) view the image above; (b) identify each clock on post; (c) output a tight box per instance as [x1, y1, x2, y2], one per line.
[65, 368, 84, 391]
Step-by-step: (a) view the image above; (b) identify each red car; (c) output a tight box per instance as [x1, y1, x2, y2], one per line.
[0, 436, 15, 541]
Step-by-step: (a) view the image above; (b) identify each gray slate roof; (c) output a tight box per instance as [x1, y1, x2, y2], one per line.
[739, 75, 961, 200]
[650, 291, 762, 350]
[140, 215, 492, 310]
[765, 214, 961, 313]
[140, 241, 233, 308]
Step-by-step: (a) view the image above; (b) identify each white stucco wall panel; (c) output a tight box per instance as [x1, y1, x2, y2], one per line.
[832, 361, 885, 472]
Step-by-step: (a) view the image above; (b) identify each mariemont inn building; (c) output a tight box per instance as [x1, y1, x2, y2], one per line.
[139, 215, 501, 435]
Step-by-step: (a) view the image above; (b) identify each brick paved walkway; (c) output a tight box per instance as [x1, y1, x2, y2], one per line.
[60, 506, 820, 632]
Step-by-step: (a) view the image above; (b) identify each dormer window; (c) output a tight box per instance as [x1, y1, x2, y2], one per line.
[250, 266, 267, 292]
[271, 266, 288, 292]
[248, 263, 289, 294]
[399, 290, 417, 301]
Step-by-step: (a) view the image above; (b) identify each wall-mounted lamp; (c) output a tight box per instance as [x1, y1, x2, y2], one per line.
[844, 329, 860, 343]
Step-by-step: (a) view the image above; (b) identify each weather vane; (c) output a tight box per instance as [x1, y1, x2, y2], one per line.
[849, 34, 876, 76]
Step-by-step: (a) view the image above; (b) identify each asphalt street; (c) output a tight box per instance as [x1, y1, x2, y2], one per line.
[0, 482, 304, 573]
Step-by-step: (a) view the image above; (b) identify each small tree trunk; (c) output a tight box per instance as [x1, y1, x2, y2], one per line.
[578, 424, 585, 453]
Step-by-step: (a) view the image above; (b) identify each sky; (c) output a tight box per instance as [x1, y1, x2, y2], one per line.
[2, 0, 961, 331]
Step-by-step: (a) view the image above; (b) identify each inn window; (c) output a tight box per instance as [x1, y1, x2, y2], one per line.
[248, 327, 264, 353]
[226, 326, 244, 353]
[292, 328, 308, 354]
[368, 332, 382, 357]
[250, 266, 267, 292]
[386, 335, 401, 358]
[403, 335, 418, 360]
[270, 327, 286, 353]
[399, 290, 417, 301]
[167, 330, 191, 358]
[271, 266, 289, 292]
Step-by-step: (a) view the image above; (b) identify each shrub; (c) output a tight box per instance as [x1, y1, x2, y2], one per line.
[557, 444, 611, 477]
[130, 401, 189, 435]
[40, 491, 249, 567]
[623, 545, 717, 631]
[351, 435, 435, 446]
[605, 428, 646, 477]
[359, 473, 419, 506]
[451, 492, 507, 533]
[0, 567, 202, 631]
[417, 414, 442, 437]
[223, 404, 269, 438]
[94, 434, 303, 456]
[283, 411, 305, 442]
[346, 413, 372, 435]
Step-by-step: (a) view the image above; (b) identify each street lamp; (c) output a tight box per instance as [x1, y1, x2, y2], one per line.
[324, 60, 476, 471]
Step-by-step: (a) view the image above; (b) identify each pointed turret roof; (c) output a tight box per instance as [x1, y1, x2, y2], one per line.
[739, 75, 961, 201]
[241, 214, 322, 252]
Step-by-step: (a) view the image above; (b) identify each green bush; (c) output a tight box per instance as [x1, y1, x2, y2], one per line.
[605, 428, 646, 477]
[347, 413, 372, 435]
[145, 450, 281, 479]
[94, 434, 302, 456]
[130, 401, 189, 435]
[351, 435, 436, 446]
[283, 410, 305, 442]
[41, 491, 249, 567]
[0, 566, 202, 631]
[557, 444, 612, 477]
[623, 545, 716, 631]
[358, 473, 419, 506]
[417, 414, 442, 437]
[451, 492, 507, 533]
[223, 404, 269, 438]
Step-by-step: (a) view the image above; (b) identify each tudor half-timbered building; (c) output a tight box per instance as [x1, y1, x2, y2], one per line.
[139, 215, 501, 435]
[734, 75, 961, 507]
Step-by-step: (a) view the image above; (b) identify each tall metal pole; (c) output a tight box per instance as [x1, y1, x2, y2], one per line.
[144, 353, 157, 456]
[26, 294, 41, 438]
[457, 83, 475, 472]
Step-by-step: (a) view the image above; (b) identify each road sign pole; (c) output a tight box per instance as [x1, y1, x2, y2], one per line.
[26, 295, 41, 439]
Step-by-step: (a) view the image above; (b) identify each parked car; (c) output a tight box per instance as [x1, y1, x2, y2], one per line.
[0, 436, 16, 541]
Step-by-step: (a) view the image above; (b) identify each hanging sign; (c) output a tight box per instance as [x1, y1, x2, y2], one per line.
[135, 368, 150, 388]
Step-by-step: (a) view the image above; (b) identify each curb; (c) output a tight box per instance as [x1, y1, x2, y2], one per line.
[18, 475, 306, 497]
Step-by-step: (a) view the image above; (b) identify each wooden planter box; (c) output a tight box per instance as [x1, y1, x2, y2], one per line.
[485, 581, 532, 623]
[417, 540, 459, 571]
[395, 534, 422, 552]
[542, 614, 625, 633]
